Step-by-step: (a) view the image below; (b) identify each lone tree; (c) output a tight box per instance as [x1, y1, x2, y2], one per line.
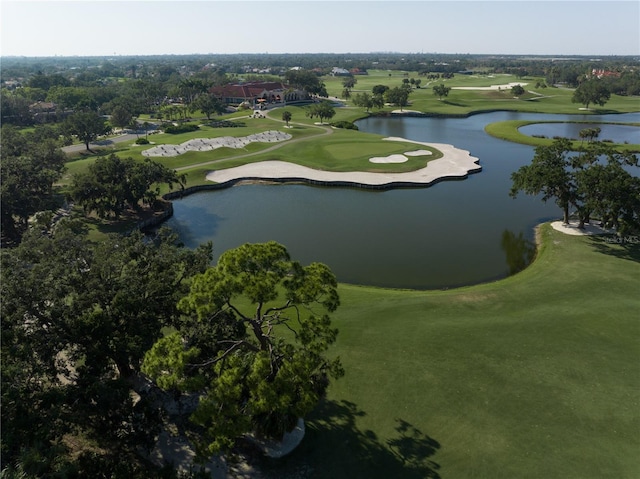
[432, 83, 451, 100]
[572, 78, 611, 110]
[372, 84, 389, 96]
[282, 109, 292, 127]
[511, 84, 526, 97]
[579, 127, 601, 144]
[306, 100, 335, 124]
[143, 241, 344, 455]
[63, 110, 110, 151]
[109, 105, 133, 130]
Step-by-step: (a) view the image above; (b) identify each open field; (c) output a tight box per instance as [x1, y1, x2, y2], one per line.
[255, 224, 640, 478]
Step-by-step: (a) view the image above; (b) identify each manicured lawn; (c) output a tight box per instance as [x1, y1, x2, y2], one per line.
[485, 120, 640, 152]
[257, 224, 640, 478]
[326, 71, 640, 116]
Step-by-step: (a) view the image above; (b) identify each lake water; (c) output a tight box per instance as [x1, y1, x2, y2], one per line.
[166, 111, 640, 289]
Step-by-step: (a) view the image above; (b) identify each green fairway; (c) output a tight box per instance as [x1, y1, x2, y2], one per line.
[256, 224, 640, 478]
[327, 70, 640, 116]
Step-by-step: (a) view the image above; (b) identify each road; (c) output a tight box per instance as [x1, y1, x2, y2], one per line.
[61, 132, 142, 154]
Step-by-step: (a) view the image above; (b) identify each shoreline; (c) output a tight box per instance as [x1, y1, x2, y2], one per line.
[204, 138, 481, 188]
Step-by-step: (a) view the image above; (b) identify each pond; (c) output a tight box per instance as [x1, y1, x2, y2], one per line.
[165, 111, 640, 289]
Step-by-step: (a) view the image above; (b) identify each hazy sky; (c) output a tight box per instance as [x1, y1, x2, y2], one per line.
[1, 1, 638, 57]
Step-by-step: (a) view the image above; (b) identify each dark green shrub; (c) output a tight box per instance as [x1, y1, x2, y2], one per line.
[330, 120, 359, 130]
[164, 124, 199, 134]
[135, 138, 150, 144]
[207, 120, 246, 128]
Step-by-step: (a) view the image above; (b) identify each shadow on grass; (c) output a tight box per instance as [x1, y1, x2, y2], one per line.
[588, 234, 640, 263]
[246, 399, 441, 479]
[442, 100, 467, 107]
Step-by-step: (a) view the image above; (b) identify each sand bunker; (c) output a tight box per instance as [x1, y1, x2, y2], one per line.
[452, 82, 528, 91]
[369, 149, 432, 164]
[370, 154, 408, 164]
[550, 221, 613, 236]
[206, 137, 480, 188]
[142, 130, 292, 157]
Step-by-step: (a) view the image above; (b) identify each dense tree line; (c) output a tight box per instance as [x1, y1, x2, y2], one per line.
[2, 54, 638, 129]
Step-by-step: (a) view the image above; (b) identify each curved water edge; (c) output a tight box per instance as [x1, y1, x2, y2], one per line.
[161, 111, 640, 290]
[203, 140, 481, 189]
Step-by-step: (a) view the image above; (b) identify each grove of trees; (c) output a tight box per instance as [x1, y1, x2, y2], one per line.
[2, 226, 344, 476]
[70, 154, 184, 219]
[1, 225, 213, 476]
[511, 139, 640, 233]
[0, 125, 67, 244]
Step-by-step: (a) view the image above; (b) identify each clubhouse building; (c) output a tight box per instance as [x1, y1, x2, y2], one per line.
[209, 81, 310, 108]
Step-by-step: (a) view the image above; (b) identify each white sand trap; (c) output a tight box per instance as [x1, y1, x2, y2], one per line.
[370, 154, 408, 164]
[369, 149, 432, 164]
[206, 137, 481, 188]
[142, 130, 292, 157]
[405, 149, 432, 157]
[551, 220, 613, 236]
[452, 82, 528, 91]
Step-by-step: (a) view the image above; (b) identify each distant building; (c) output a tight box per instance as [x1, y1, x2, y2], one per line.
[29, 101, 58, 123]
[209, 81, 310, 107]
[331, 67, 351, 76]
[591, 69, 621, 79]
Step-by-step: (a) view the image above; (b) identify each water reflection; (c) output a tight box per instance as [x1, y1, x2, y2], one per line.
[501, 229, 537, 275]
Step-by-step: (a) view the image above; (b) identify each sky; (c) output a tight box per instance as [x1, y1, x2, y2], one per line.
[1, 0, 638, 57]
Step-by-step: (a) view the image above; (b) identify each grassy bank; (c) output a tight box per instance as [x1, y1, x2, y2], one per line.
[485, 119, 640, 151]
[258, 224, 640, 478]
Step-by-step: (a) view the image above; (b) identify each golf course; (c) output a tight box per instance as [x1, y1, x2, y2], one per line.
[59, 71, 639, 477]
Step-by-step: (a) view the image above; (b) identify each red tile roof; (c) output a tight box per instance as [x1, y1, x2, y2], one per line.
[210, 81, 288, 99]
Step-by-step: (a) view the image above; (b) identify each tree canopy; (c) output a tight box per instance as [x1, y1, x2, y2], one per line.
[571, 78, 611, 110]
[70, 154, 185, 219]
[143, 241, 343, 455]
[305, 100, 336, 124]
[1, 224, 212, 476]
[0, 125, 67, 244]
[284, 69, 328, 97]
[385, 86, 411, 110]
[62, 110, 110, 151]
[432, 83, 451, 100]
[510, 139, 640, 232]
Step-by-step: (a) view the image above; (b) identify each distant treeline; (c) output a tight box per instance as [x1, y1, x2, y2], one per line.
[2, 53, 639, 127]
